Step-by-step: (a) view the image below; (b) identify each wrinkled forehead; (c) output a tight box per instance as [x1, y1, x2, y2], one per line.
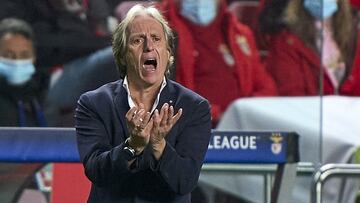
[127, 14, 165, 36]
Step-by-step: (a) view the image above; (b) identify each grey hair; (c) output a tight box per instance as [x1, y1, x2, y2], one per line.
[0, 18, 34, 43]
[112, 4, 175, 79]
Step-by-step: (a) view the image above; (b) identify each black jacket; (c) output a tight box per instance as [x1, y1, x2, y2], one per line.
[0, 76, 47, 127]
[75, 79, 212, 203]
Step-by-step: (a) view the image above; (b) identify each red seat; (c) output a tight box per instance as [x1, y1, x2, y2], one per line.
[51, 163, 91, 203]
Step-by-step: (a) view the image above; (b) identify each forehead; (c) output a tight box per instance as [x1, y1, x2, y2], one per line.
[128, 14, 164, 35]
[0, 33, 33, 50]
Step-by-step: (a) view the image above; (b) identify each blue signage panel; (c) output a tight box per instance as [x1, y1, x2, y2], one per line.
[0, 128, 299, 164]
[0, 128, 80, 162]
[205, 131, 299, 164]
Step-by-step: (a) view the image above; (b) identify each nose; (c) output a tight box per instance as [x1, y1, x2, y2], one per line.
[144, 37, 154, 52]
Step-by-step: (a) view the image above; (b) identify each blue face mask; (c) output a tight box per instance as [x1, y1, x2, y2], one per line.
[180, 0, 217, 26]
[304, 0, 338, 20]
[0, 57, 35, 86]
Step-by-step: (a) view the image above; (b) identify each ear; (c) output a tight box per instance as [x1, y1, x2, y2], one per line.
[169, 55, 174, 65]
[167, 49, 170, 59]
[167, 49, 173, 61]
[167, 49, 174, 65]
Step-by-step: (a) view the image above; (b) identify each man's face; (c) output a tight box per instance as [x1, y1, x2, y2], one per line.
[126, 14, 169, 87]
[0, 33, 34, 60]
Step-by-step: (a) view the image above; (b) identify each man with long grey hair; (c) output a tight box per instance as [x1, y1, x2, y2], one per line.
[75, 4, 211, 203]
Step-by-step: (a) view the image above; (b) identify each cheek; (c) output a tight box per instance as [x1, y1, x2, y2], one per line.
[158, 48, 169, 60]
[124, 52, 136, 69]
[125, 49, 140, 65]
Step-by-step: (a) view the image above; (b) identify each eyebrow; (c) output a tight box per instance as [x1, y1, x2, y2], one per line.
[130, 30, 163, 37]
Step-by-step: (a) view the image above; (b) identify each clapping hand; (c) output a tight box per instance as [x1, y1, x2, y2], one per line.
[150, 103, 182, 159]
[125, 103, 152, 154]
[125, 103, 182, 159]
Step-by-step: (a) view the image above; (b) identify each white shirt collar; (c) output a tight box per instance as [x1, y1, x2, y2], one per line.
[123, 76, 167, 113]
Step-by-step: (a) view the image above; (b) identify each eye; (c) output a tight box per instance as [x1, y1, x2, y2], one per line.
[132, 38, 143, 45]
[1, 51, 16, 59]
[152, 36, 161, 42]
[19, 51, 34, 59]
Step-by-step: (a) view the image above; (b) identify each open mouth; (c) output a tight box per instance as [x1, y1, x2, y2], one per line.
[143, 59, 157, 70]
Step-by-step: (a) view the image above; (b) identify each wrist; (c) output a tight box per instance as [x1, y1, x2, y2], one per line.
[152, 139, 166, 160]
[126, 138, 144, 155]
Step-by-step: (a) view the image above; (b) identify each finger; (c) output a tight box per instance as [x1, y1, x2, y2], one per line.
[153, 109, 161, 127]
[136, 104, 146, 123]
[133, 109, 145, 126]
[143, 112, 151, 124]
[167, 105, 174, 124]
[137, 109, 145, 120]
[126, 107, 137, 121]
[171, 108, 183, 125]
[161, 104, 169, 126]
[139, 111, 151, 129]
[126, 106, 137, 119]
[159, 103, 168, 120]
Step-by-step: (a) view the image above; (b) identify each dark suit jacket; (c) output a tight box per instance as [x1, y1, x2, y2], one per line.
[75, 79, 211, 203]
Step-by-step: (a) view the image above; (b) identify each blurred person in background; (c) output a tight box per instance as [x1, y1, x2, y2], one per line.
[348, 0, 360, 94]
[0, 0, 111, 69]
[0, 0, 121, 126]
[257, 0, 290, 51]
[157, 0, 277, 127]
[0, 18, 54, 127]
[0, 1, 116, 125]
[263, 0, 360, 96]
[0, 17, 57, 202]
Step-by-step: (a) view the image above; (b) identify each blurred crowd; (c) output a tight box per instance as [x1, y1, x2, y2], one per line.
[0, 0, 360, 202]
[1, 0, 359, 128]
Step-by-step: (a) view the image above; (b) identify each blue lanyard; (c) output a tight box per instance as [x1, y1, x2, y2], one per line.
[17, 99, 47, 127]
[17, 100, 26, 127]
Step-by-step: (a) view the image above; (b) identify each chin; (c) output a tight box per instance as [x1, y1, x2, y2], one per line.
[141, 76, 155, 83]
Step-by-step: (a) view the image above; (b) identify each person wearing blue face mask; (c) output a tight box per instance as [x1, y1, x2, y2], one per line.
[262, 0, 360, 96]
[180, 0, 218, 26]
[0, 18, 54, 127]
[303, 0, 338, 20]
[0, 57, 35, 86]
[0, 18, 62, 203]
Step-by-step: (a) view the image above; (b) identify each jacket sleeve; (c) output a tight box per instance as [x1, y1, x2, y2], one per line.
[75, 93, 133, 187]
[149, 99, 212, 195]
